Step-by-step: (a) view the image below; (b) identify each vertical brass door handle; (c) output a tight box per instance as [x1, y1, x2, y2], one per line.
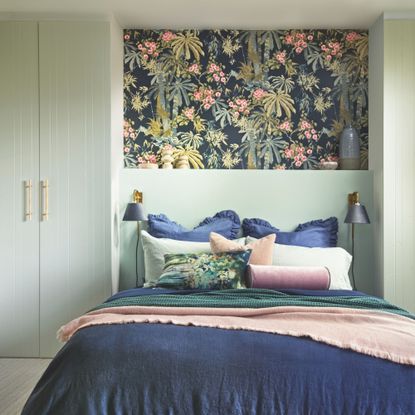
[41, 179, 49, 221]
[24, 180, 32, 221]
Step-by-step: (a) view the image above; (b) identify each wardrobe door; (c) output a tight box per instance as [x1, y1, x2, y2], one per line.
[0, 22, 40, 357]
[39, 22, 112, 356]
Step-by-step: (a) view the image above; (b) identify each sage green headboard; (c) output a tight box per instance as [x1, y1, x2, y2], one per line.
[119, 170, 374, 294]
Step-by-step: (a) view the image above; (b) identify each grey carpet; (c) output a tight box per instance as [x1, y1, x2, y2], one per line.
[0, 358, 51, 415]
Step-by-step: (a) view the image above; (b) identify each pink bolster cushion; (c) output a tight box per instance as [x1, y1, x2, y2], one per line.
[247, 265, 331, 290]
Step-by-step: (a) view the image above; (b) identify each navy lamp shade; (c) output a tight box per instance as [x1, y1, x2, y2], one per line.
[344, 204, 370, 225]
[344, 192, 370, 290]
[123, 202, 147, 222]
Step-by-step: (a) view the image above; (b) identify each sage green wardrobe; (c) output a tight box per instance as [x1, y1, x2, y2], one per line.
[0, 21, 112, 357]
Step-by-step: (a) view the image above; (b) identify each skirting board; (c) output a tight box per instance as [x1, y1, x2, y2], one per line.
[119, 170, 374, 294]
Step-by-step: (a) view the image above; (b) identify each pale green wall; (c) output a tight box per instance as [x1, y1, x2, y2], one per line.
[384, 19, 415, 312]
[369, 15, 384, 298]
[110, 17, 123, 294]
[369, 16, 415, 313]
[118, 170, 375, 294]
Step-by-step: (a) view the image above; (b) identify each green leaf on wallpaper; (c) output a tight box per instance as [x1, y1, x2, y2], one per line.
[171, 32, 205, 61]
[213, 105, 233, 129]
[263, 91, 296, 118]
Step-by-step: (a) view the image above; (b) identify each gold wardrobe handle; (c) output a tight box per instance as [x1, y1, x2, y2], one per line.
[41, 180, 49, 221]
[24, 180, 32, 221]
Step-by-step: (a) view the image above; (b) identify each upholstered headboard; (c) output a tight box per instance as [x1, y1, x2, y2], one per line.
[119, 170, 374, 293]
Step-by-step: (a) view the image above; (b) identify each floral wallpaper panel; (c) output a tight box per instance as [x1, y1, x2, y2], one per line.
[123, 29, 368, 169]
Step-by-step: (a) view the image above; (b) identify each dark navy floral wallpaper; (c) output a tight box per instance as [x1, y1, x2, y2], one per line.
[123, 30, 368, 169]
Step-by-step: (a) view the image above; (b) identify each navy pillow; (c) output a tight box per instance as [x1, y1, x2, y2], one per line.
[242, 217, 338, 248]
[148, 210, 240, 242]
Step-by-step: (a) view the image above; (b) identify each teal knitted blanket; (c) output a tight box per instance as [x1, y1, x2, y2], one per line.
[91, 289, 415, 320]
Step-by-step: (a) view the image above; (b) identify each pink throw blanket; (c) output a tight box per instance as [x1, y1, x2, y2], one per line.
[58, 305, 415, 365]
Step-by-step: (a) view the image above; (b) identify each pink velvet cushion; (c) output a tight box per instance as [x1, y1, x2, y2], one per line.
[209, 232, 276, 265]
[247, 264, 330, 290]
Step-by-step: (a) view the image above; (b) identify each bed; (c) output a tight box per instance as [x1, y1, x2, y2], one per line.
[23, 287, 415, 415]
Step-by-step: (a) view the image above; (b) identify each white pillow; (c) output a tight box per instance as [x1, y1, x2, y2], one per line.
[141, 231, 245, 287]
[246, 237, 352, 290]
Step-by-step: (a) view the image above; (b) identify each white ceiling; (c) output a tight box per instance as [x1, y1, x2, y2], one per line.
[1, 0, 414, 29]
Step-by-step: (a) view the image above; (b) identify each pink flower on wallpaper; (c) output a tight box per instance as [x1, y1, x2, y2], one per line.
[193, 87, 216, 110]
[207, 63, 227, 84]
[275, 50, 286, 64]
[138, 153, 157, 164]
[229, 97, 250, 115]
[283, 31, 309, 53]
[188, 63, 201, 74]
[284, 34, 294, 44]
[346, 32, 361, 42]
[289, 32, 309, 54]
[321, 41, 342, 61]
[183, 107, 195, 120]
[278, 121, 292, 132]
[161, 31, 176, 42]
[137, 40, 159, 59]
[123, 120, 137, 140]
[284, 148, 294, 158]
[300, 120, 312, 130]
[253, 88, 266, 100]
[299, 119, 319, 142]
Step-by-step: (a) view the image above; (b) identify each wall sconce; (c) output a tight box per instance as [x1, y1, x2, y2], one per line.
[344, 191, 370, 289]
[123, 189, 147, 287]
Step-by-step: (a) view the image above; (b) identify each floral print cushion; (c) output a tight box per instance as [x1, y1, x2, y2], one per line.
[156, 251, 251, 290]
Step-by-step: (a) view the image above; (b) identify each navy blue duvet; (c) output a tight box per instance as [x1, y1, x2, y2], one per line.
[23, 289, 415, 415]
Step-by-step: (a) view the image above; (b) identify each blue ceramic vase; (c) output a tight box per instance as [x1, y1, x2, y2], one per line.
[339, 123, 360, 170]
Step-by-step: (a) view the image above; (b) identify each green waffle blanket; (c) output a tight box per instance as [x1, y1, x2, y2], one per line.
[91, 289, 415, 320]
